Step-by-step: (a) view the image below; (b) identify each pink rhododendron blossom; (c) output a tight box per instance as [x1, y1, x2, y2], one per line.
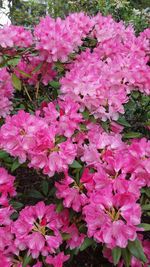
[0, 25, 32, 48]
[46, 252, 69, 267]
[58, 98, 82, 137]
[34, 13, 93, 62]
[0, 110, 48, 163]
[60, 15, 150, 120]
[0, 68, 14, 118]
[0, 206, 14, 226]
[0, 226, 13, 253]
[63, 224, 85, 249]
[0, 168, 16, 206]
[29, 137, 76, 177]
[0, 252, 11, 267]
[55, 172, 88, 212]
[11, 202, 63, 258]
[83, 190, 141, 248]
[42, 102, 59, 124]
[0, 110, 77, 176]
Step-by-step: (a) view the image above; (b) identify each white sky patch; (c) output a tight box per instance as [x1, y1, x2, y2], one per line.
[0, 0, 11, 26]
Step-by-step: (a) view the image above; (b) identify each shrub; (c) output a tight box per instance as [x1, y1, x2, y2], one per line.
[0, 12, 150, 266]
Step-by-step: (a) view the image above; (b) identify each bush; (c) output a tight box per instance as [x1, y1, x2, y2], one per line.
[0, 12, 150, 266]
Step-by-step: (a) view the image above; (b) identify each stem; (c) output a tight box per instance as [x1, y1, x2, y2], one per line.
[23, 84, 33, 102]
[35, 81, 40, 99]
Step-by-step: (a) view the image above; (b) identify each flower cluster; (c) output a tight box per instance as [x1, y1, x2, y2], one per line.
[0, 186, 84, 266]
[0, 106, 150, 265]
[0, 108, 77, 176]
[0, 68, 14, 118]
[0, 168, 15, 266]
[60, 15, 150, 120]
[34, 13, 93, 62]
[0, 167, 16, 206]
[83, 190, 141, 248]
[0, 25, 32, 48]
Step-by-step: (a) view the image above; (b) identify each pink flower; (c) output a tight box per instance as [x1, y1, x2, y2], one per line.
[60, 15, 150, 120]
[0, 226, 13, 253]
[43, 102, 59, 125]
[58, 98, 82, 137]
[0, 206, 14, 226]
[55, 172, 88, 212]
[11, 202, 63, 258]
[63, 224, 85, 249]
[46, 252, 70, 267]
[34, 13, 93, 63]
[0, 110, 47, 163]
[0, 168, 16, 206]
[83, 190, 141, 248]
[32, 262, 42, 267]
[0, 68, 14, 118]
[0, 252, 11, 267]
[0, 25, 32, 48]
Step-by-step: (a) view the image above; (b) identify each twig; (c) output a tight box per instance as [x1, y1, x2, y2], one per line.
[23, 84, 33, 102]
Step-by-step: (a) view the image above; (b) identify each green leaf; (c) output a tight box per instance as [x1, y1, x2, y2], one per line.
[55, 135, 67, 144]
[112, 247, 121, 265]
[12, 74, 22, 91]
[4, 157, 13, 163]
[125, 100, 136, 111]
[142, 204, 150, 211]
[79, 124, 87, 132]
[80, 237, 94, 251]
[22, 254, 32, 267]
[128, 239, 147, 263]
[82, 109, 90, 120]
[15, 69, 31, 78]
[49, 80, 60, 89]
[117, 117, 131, 127]
[41, 180, 49, 196]
[132, 91, 140, 100]
[123, 132, 142, 139]
[56, 202, 63, 213]
[141, 95, 150, 106]
[10, 201, 24, 210]
[141, 188, 150, 197]
[0, 150, 9, 159]
[70, 160, 82, 169]
[10, 211, 19, 220]
[54, 61, 65, 72]
[122, 248, 131, 267]
[101, 121, 109, 132]
[62, 233, 71, 241]
[7, 57, 20, 66]
[139, 223, 150, 231]
[28, 190, 44, 199]
[48, 187, 56, 197]
[11, 159, 21, 172]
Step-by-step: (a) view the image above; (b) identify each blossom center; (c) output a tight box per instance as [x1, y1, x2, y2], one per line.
[111, 172, 119, 179]
[73, 181, 85, 193]
[32, 221, 46, 235]
[19, 129, 26, 136]
[105, 207, 120, 221]
[47, 146, 59, 155]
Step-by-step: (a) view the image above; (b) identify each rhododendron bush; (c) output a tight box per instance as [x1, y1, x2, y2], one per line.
[0, 12, 150, 267]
